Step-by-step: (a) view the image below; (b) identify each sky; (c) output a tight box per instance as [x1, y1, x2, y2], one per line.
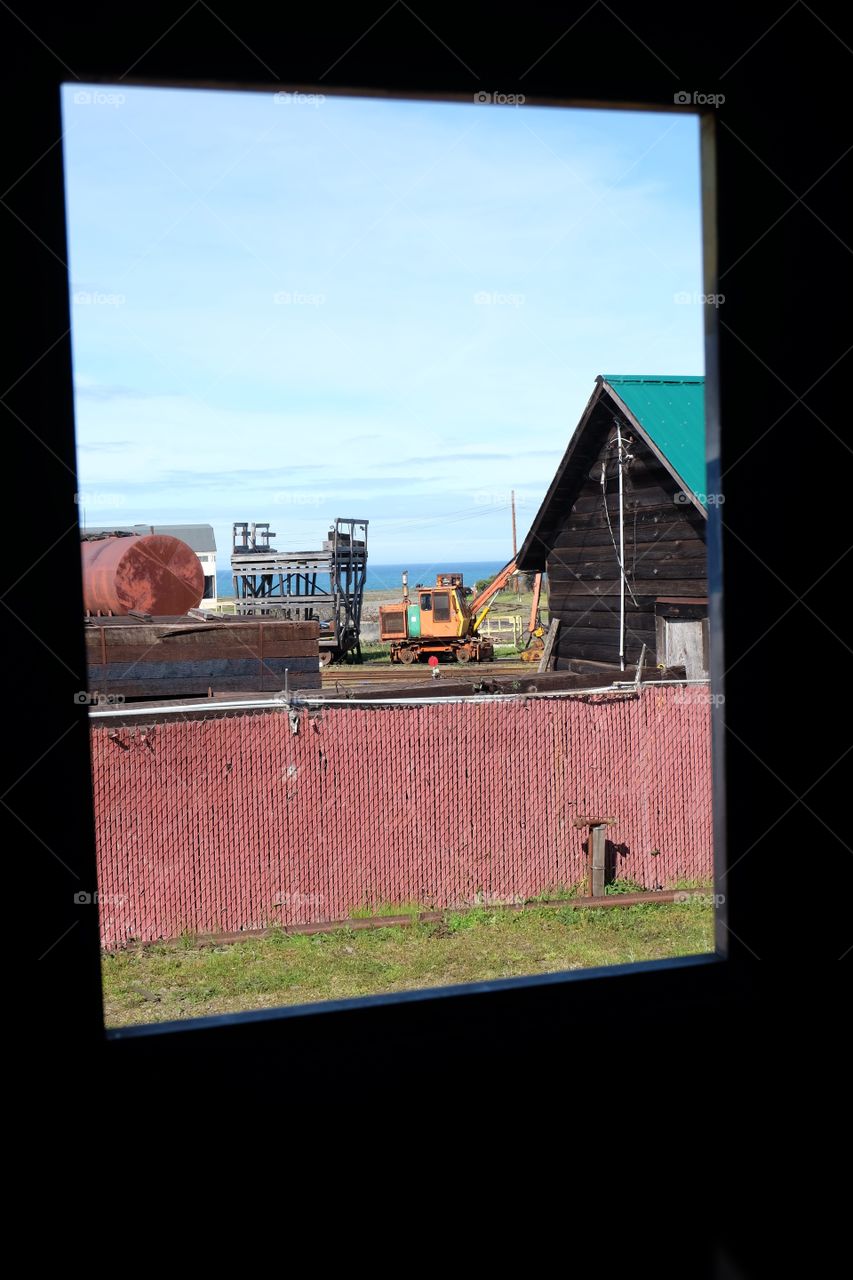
[62, 86, 703, 569]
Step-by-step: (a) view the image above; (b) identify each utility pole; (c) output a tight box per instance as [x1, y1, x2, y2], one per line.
[511, 489, 519, 592]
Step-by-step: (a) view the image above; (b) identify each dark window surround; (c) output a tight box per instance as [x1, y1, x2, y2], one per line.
[12, 4, 842, 1086]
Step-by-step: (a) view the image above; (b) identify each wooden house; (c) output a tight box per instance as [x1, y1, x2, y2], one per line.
[517, 374, 708, 676]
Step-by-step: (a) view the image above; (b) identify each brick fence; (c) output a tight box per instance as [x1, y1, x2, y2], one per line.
[91, 686, 713, 948]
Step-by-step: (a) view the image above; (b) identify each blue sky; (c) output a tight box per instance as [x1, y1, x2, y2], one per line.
[62, 86, 703, 568]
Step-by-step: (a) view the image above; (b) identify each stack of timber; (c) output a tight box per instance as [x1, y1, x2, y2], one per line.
[85, 616, 320, 698]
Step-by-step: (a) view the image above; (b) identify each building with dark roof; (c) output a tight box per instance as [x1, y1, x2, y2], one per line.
[517, 375, 708, 675]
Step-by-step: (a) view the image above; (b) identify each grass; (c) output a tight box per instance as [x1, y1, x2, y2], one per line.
[101, 896, 714, 1028]
[351, 641, 391, 664]
[349, 899, 425, 917]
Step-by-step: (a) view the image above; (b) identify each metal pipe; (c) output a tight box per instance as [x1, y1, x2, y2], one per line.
[617, 421, 626, 671]
[110, 888, 712, 952]
[88, 677, 710, 718]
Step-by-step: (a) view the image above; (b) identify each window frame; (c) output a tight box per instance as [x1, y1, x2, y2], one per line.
[92, 100, 728, 1049]
[432, 590, 451, 622]
[14, 9, 793, 1065]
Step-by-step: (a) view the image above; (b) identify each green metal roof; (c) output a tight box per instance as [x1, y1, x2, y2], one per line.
[601, 375, 706, 507]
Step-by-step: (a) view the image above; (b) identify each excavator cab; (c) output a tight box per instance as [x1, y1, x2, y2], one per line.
[411, 588, 459, 638]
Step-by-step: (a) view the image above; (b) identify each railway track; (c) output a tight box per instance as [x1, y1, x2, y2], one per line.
[321, 659, 529, 688]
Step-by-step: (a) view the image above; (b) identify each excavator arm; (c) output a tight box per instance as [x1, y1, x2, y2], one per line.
[519, 570, 546, 660]
[527, 571, 543, 636]
[468, 559, 517, 634]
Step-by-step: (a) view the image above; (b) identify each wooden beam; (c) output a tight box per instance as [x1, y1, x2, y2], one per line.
[537, 618, 560, 672]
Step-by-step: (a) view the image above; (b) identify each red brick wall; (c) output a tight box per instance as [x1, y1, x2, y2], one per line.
[91, 687, 713, 948]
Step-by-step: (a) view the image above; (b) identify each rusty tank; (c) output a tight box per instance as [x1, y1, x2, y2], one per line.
[81, 533, 205, 616]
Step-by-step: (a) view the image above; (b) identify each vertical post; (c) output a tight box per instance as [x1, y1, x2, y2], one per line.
[511, 490, 519, 593]
[574, 815, 615, 895]
[616, 423, 625, 671]
[537, 617, 560, 673]
[590, 823, 606, 897]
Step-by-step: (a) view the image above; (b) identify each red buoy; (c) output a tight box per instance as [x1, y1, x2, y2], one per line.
[81, 534, 205, 616]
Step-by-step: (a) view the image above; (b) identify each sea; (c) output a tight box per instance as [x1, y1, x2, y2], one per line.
[216, 561, 505, 599]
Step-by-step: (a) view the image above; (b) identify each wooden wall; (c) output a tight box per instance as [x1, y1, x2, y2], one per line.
[545, 406, 707, 667]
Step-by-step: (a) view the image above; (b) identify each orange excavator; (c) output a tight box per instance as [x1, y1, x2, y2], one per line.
[380, 561, 533, 663]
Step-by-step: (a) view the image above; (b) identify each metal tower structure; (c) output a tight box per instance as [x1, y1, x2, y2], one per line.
[231, 518, 368, 664]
